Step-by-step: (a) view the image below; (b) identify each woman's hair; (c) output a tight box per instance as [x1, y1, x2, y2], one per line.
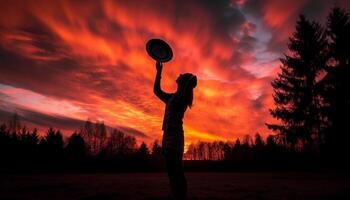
[176, 73, 197, 108]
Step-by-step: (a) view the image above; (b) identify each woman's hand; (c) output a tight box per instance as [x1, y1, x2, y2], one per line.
[156, 61, 163, 73]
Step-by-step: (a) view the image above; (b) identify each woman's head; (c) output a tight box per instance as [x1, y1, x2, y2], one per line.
[176, 73, 197, 108]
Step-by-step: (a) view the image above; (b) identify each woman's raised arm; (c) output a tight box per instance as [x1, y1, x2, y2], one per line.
[153, 61, 171, 103]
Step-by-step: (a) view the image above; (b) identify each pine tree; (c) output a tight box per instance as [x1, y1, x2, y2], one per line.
[267, 15, 328, 149]
[320, 7, 350, 158]
[138, 142, 150, 156]
[151, 140, 162, 158]
[66, 132, 87, 159]
[137, 142, 150, 162]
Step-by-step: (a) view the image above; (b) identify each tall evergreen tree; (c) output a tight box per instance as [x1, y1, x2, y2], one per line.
[267, 15, 328, 149]
[136, 142, 150, 162]
[137, 142, 150, 157]
[320, 7, 350, 158]
[151, 140, 162, 159]
[66, 132, 87, 159]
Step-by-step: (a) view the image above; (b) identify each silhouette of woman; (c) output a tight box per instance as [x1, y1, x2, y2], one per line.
[153, 61, 197, 200]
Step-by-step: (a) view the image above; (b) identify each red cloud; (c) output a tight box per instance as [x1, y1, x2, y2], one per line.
[4, 0, 343, 145]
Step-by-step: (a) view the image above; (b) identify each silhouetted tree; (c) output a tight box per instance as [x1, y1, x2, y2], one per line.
[223, 139, 240, 161]
[80, 119, 94, 153]
[95, 121, 107, 155]
[7, 112, 21, 135]
[208, 141, 225, 160]
[39, 127, 64, 160]
[137, 142, 150, 155]
[0, 123, 11, 163]
[106, 129, 136, 156]
[149, 140, 164, 170]
[136, 142, 150, 163]
[185, 143, 197, 160]
[151, 140, 162, 159]
[18, 127, 39, 162]
[234, 138, 241, 150]
[266, 135, 277, 149]
[79, 120, 108, 155]
[267, 15, 328, 150]
[66, 132, 87, 160]
[254, 133, 264, 148]
[242, 135, 252, 147]
[320, 7, 350, 159]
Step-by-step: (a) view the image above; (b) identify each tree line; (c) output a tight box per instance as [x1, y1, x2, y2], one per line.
[0, 114, 164, 172]
[184, 133, 326, 170]
[0, 113, 339, 172]
[185, 134, 271, 161]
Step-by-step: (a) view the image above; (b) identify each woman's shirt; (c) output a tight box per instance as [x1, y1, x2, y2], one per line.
[153, 71, 187, 131]
[162, 93, 187, 131]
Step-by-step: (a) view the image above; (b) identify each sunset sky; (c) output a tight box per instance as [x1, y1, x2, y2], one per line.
[0, 0, 349, 145]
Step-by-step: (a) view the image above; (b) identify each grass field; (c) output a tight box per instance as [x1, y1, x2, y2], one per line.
[1, 172, 349, 200]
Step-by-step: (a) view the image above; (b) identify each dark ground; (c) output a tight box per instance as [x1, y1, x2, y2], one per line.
[1, 172, 349, 200]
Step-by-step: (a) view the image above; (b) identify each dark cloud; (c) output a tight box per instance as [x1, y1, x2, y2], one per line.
[0, 106, 85, 131]
[242, 0, 350, 53]
[0, 45, 84, 101]
[117, 126, 149, 139]
[239, 34, 258, 52]
[0, 104, 148, 138]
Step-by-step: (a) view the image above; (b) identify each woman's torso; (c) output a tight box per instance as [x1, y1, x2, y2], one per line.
[162, 93, 187, 131]
[162, 93, 187, 155]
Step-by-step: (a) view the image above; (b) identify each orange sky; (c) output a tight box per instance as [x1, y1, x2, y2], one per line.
[0, 0, 349, 146]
